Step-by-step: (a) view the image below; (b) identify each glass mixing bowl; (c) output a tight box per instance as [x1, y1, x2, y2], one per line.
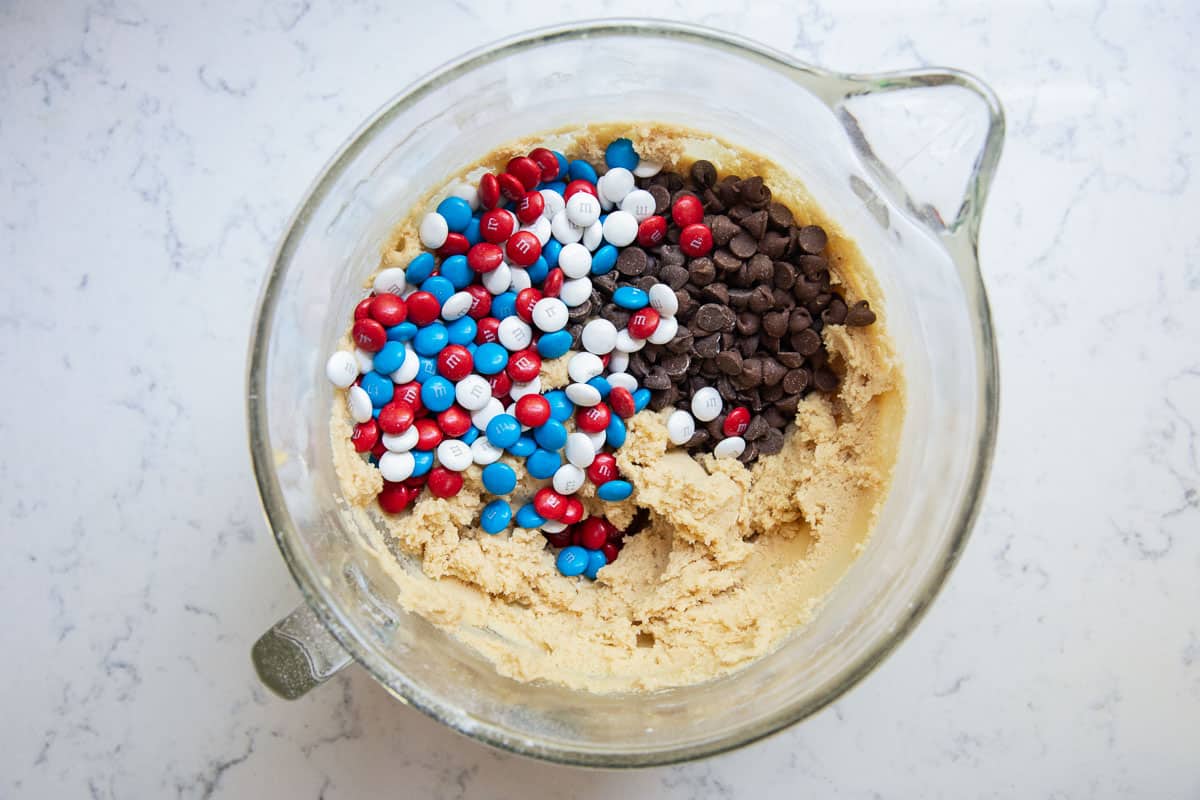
[248, 20, 1003, 766]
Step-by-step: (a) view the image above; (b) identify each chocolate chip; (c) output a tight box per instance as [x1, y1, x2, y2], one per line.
[688, 257, 716, 286]
[661, 352, 691, 379]
[643, 367, 672, 391]
[701, 188, 723, 213]
[812, 365, 839, 393]
[729, 233, 758, 259]
[808, 292, 832, 313]
[593, 272, 618, 293]
[809, 346, 828, 369]
[739, 176, 771, 208]
[716, 176, 741, 207]
[741, 209, 768, 240]
[738, 333, 759, 358]
[777, 351, 804, 369]
[771, 288, 795, 310]
[796, 254, 828, 278]
[602, 304, 631, 329]
[787, 304, 816, 333]
[675, 291, 695, 318]
[713, 248, 742, 273]
[758, 427, 785, 455]
[775, 393, 801, 414]
[617, 246, 648, 276]
[761, 358, 786, 387]
[793, 277, 821, 302]
[665, 172, 685, 192]
[748, 285, 775, 314]
[762, 310, 789, 338]
[737, 440, 759, 465]
[659, 244, 686, 267]
[796, 225, 828, 254]
[793, 328, 821, 356]
[660, 264, 689, 290]
[761, 406, 787, 429]
[744, 414, 770, 441]
[767, 202, 794, 230]
[648, 184, 671, 215]
[729, 264, 753, 289]
[758, 231, 788, 260]
[648, 387, 677, 411]
[627, 354, 648, 380]
[693, 332, 722, 358]
[735, 311, 760, 335]
[686, 429, 710, 449]
[760, 334, 781, 354]
[773, 261, 797, 290]
[700, 284, 730, 306]
[727, 204, 753, 223]
[727, 287, 752, 309]
[568, 300, 592, 321]
[704, 417, 725, 439]
[782, 368, 810, 394]
[845, 300, 877, 326]
[760, 382, 783, 402]
[690, 160, 717, 188]
[822, 295, 848, 325]
[711, 215, 740, 247]
[716, 349, 743, 375]
[687, 375, 709, 396]
[738, 357, 765, 388]
[696, 358, 717, 378]
[747, 254, 773, 285]
[667, 328, 693, 354]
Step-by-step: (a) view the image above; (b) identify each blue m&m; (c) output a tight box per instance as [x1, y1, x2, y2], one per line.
[481, 462, 517, 495]
[556, 546, 590, 577]
[613, 286, 648, 309]
[480, 500, 512, 534]
[436, 196, 472, 232]
[597, 480, 633, 502]
[485, 414, 522, 449]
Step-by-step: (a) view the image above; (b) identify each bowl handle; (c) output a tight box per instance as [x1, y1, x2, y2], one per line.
[827, 68, 1005, 249]
[252, 603, 352, 699]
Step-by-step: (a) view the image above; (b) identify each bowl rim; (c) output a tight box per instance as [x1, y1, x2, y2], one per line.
[246, 17, 1002, 767]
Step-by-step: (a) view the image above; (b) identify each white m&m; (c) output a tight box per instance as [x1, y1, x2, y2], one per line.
[691, 386, 723, 422]
[666, 409, 696, 445]
[532, 297, 569, 332]
[325, 351, 359, 387]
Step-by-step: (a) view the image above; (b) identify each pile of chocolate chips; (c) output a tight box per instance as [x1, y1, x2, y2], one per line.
[565, 160, 877, 466]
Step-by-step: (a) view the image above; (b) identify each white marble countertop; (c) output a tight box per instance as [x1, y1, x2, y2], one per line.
[3, 0, 1197, 796]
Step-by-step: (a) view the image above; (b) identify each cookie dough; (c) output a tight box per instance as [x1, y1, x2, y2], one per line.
[331, 124, 904, 693]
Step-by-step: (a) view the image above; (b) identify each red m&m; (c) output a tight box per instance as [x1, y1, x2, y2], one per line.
[506, 349, 541, 382]
[351, 318, 386, 352]
[587, 453, 618, 484]
[437, 345, 473, 381]
[480, 209, 515, 244]
[679, 223, 713, 257]
[369, 293, 407, 326]
[534, 488, 567, 520]
[514, 394, 551, 427]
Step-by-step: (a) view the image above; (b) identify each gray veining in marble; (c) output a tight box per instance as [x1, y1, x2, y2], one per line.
[2, 0, 1197, 797]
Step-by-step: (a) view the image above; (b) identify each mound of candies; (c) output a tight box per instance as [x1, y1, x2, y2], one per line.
[327, 138, 753, 580]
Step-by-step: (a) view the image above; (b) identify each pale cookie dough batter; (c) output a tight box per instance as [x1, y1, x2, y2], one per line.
[331, 124, 904, 693]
